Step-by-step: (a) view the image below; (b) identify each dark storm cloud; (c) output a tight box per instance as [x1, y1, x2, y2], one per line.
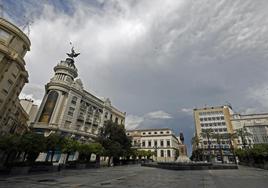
[4, 0, 268, 154]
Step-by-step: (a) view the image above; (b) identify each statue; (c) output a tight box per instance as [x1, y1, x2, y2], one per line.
[67, 47, 80, 59]
[67, 42, 80, 60]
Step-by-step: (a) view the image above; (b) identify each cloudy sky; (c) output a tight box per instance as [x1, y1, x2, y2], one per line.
[3, 0, 268, 152]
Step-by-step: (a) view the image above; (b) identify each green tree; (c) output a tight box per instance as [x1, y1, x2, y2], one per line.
[223, 133, 238, 164]
[212, 133, 224, 164]
[191, 134, 203, 161]
[98, 120, 132, 166]
[0, 134, 20, 165]
[62, 137, 79, 162]
[236, 127, 252, 149]
[45, 133, 64, 162]
[19, 132, 46, 163]
[200, 129, 214, 162]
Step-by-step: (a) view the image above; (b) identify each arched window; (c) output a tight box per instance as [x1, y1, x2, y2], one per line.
[39, 91, 58, 123]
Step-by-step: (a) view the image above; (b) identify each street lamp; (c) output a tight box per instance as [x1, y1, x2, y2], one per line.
[154, 145, 158, 162]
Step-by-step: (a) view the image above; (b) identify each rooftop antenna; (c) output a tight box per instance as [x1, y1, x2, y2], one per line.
[20, 14, 34, 36]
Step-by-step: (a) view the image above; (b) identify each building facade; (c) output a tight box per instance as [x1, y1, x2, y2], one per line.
[231, 113, 268, 148]
[193, 105, 235, 163]
[20, 98, 38, 126]
[126, 128, 181, 162]
[0, 18, 31, 134]
[31, 50, 125, 142]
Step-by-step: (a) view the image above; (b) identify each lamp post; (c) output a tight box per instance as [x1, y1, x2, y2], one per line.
[154, 145, 158, 162]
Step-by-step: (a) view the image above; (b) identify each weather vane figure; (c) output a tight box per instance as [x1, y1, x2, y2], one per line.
[67, 42, 80, 60]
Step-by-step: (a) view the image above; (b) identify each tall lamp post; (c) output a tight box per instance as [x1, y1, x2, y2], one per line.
[154, 145, 158, 162]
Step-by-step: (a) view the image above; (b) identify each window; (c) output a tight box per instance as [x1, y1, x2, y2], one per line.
[222, 122, 226, 125]
[39, 91, 59, 123]
[160, 150, 164, 157]
[71, 96, 77, 105]
[201, 123, 204, 127]
[142, 132, 146, 135]
[212, 117, 215, 120]
[68, 107, 75, 116]
[166, 131, 170, 134]
[154, 140, 157, 147]
[142, 141, 145, 147]
[0, 29, 11, 41]
[216, 117, 220, 120]
[64, 121, 71, 128]
[167, 150, 171, 157]
[221, 116, 224, 120]
[148, 141, 151, 147]
[200, 118, 204, 121]
[208, 117, 211, 121]
[167, 140, 170, 147]
[160, 140, 164, 146]
[160, 131, 163, 134]
[154, 132, 157, 134]
[148, 132, 151, 135]
[204, 118, 207, 121]
[12, 66, 19, 79]
[3, 79, 13, 94]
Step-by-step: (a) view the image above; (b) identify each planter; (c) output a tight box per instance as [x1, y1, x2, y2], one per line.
[76, 163, 86, 169]
[10, 166, 31, 175]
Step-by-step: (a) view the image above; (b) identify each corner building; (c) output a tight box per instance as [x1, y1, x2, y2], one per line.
[0, 18, 31, 134]
[193, 105, 235, 163]
[32, 53, 125, 141]
[126, 128, 181, 162]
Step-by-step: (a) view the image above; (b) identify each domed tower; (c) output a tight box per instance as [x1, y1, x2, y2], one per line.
[33, 48, 82, 136]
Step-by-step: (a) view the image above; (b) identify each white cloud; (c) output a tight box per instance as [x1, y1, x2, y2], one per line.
[145, 110, 172, 119]
[125, 110, 172, 129]
[179, 108, 193, 115]
[125, 115, 144, 130]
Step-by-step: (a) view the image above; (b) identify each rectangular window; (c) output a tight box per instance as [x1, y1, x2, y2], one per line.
[142, 141, 145, 147]
[154, 140, 157, 147]
[160, 140, 164, 147]
[68, 107, 75, 116]
[160, 150, 164, 157]
[167, 140, 170, 147]
[3, 79, 13, 94]
[148, 141, 151, 147]
[0, 29, 11, 42]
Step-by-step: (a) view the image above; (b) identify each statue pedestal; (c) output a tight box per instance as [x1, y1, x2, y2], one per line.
[176, 155, 191, 163]
[176, 144, 191, 163]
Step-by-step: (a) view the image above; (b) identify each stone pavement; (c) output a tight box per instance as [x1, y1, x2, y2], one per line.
[0, 165, 268, 188]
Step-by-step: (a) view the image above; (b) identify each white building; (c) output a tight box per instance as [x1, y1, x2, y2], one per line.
[231, 113, 268, 148]
[20, 98, 38, 126]
[126, 128, 181, 162]
[31, 49, 125, 141]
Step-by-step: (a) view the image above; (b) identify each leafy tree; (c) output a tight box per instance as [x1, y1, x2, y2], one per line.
[236, 127, 252, 149]
[45, 133, 64, 162]
[223, 133, 238, 164]
[62, 137, 79, 162]
[19, 132, 46, 163]
[200, 129, 214, 162]
[212, 133, 225, 164]
[191, 134, 203, 161]
[98, 120, 132, 166]
[0, 134, 20, 165]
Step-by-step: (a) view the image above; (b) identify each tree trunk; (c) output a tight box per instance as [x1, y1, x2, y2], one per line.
[208, 137, 211, 162]
[50, 150, 55, 163]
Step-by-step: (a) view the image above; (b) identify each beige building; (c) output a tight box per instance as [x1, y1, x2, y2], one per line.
[231, 113, 268, 148]
[31, 49, 125, 141]
[126, 128, 181, 162]
[0, 18, 31, 134]
[20, 98, 38, 126]
[193, 105, 235, 162]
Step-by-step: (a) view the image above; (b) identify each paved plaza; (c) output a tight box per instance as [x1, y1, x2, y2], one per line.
[0, 165, 268, 188]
